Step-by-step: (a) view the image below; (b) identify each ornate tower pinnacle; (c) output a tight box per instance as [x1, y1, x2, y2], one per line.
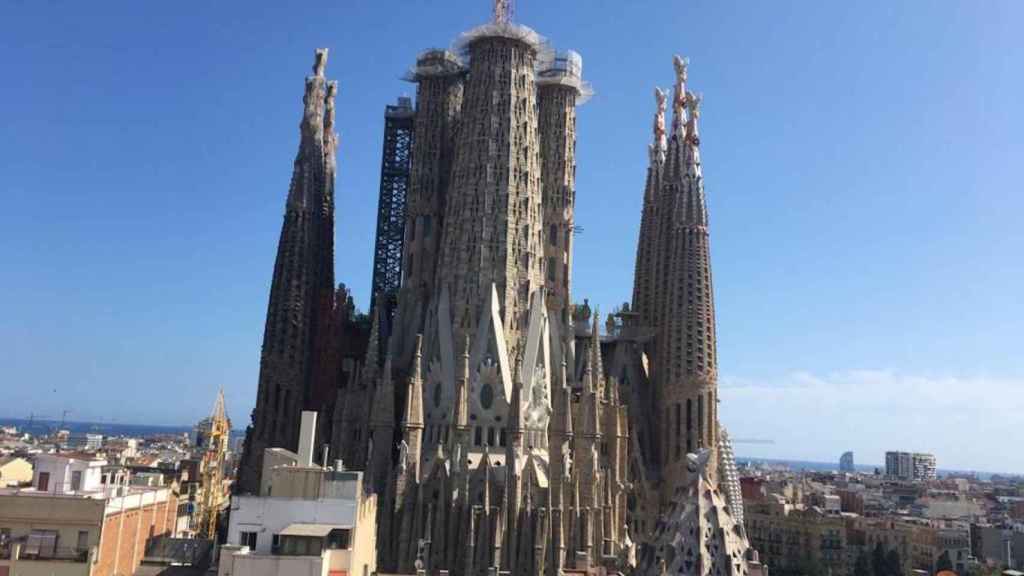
[493, 0, 513, 24]
[670, 55, 689, 137]
[686, 91, 702, 146]
[402, 334, 425, 480]
[651, 87, 668, 163]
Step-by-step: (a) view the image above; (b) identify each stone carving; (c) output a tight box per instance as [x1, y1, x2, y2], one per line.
[399, 439, 410, 471]
[654, 87, 667, 139]
[525, 364, 551, 430]
[561, 442, 573, 478]
[572, 298, 592, 324]
[477, 359, 500, 410]
[493, 0, 511, 24]
[673, 54, 688, 84]
[686, 90, 702, 119]
[247, 42, 742, 576]
[686, 448, 711, 479]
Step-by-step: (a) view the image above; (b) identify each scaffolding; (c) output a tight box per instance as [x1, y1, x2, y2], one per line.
[370, 97, 414, 350]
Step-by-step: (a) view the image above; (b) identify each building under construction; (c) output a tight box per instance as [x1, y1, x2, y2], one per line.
[236, 3, 764, 574]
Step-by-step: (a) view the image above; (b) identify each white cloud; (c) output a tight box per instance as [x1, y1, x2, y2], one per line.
[718, 370, 1024, 475]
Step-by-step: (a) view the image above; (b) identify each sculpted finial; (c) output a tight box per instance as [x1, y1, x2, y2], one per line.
[671, 56, 689, 135]
[313, 48, 328, 78]
[653, 87, 667, 139]
[686, 448, 712, 483]
[673, 54, 689, 84]
[398, 439, 410, 471]
[493, 0, 512, 24]
[686, 91, 702, 146]
[687, 91, 702, 120]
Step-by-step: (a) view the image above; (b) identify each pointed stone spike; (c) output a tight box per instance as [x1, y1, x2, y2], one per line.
[670, 55, 689, 138]
[591, 311, 603, 386]
[404, 335, 424, 428]
[313, 48, 328, 77]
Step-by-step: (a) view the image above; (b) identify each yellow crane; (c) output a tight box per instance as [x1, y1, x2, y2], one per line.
[198, 389, 230, 540]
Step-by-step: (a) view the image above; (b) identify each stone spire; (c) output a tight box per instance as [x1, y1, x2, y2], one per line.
[237, 48, 339, 494]
[588, 311, 605, 395]
[683, 91, 707, 227]
[538, 48, 587, 324]
[663, 60, 718, 494]
[389, 49, 464, 370]
[670, 55, 688, 139]
[435, 16, 546, 367]
[402, 335, 425, 479]
[451, 336, 471, 458]
[368, 355, 396, 492]
[718, 426, 744, 525]
[632, 88, 669, 326]
[627, 57, 721, 505]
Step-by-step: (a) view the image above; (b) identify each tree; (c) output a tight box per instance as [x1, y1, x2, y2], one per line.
[936, 550, 954, 573]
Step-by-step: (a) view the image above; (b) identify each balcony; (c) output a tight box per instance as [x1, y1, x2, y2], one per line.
[0, 543, 91, 563]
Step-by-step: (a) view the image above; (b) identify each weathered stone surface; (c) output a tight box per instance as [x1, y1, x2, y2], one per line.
[241, 12, 754, 575]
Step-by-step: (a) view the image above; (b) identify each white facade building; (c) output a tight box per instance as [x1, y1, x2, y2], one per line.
[32, 453, 106, 494]
[219, 412, 377, 576]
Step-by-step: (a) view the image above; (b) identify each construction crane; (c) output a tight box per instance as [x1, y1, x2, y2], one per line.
[198, 389, 230, 540]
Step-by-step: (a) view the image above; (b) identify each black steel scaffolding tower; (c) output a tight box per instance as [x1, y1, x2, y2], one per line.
[370, 97, 414, 354]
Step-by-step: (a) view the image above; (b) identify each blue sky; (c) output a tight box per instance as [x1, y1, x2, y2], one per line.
[1, 1, 1021, 473]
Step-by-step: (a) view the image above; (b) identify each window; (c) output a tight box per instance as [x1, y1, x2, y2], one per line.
[474, 426, 482, 446]
[479, 382, 494, 409]
[25, 530, 58, 558]
[272, 534, 281, 553]
[549, 224, 558, 246]
[326, 529, 351, 550]
[37, 471, 50, 492]
[697, 395, 705, 448]
[686, 399, 694, 453]
[240, 531, 257, 550]
[547, 257, 556, 282]
[281, 535, 321, 556]
[77, 530, 89, 551]
[71, 471, 83, 492]
[486, 427, 496, 447]
[422, 215, 432, 238]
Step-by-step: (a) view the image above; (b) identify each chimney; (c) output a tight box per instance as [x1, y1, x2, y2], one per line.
[297, 411, 318, 467]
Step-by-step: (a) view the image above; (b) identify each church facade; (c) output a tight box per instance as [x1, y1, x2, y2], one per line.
[237, 5, 761, 575]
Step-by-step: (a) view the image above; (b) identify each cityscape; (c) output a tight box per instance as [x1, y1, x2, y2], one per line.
[2, 2, 1021, 576]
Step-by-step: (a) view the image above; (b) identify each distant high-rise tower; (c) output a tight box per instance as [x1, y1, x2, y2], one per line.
[913, 452, 937, 481]
[886, 450, 915, 480]
[236, 50, 341, 495]
[840, 450, 855, 472]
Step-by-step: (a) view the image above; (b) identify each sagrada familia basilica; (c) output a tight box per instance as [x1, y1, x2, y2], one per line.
[236, 2, 765, 574]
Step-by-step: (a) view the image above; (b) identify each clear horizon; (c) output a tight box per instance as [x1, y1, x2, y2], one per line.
[2, 0, 1021, 473]
[2, 414, 1015, 477]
